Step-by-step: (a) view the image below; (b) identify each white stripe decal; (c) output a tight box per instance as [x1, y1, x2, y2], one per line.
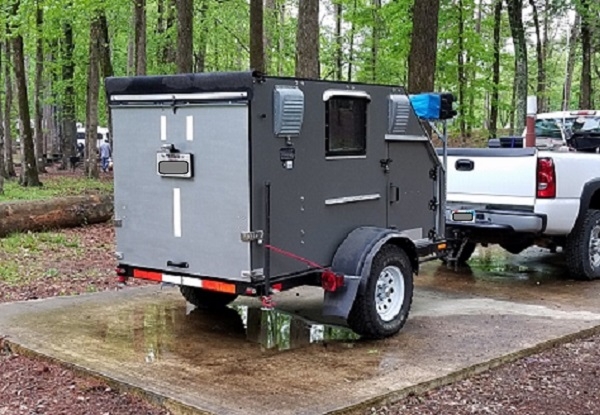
[160, 116, 167, 141]
[181, 277, 203, 288]
[186, 116, 193, 141]
[173, 188, 182, 237]
[162, 274, 182, 285]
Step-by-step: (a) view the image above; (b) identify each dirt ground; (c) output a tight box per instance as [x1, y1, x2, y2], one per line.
[1, 222, 600, 415]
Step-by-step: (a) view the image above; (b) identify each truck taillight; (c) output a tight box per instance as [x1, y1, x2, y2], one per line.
[537, 157, 556, 198]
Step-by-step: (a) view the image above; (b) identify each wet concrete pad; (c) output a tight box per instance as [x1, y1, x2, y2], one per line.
[3, 247, 600, 414]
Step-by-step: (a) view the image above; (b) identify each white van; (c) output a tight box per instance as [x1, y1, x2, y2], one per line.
[76, 123, 110, 150]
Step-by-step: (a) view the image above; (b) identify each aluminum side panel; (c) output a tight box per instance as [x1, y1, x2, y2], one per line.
[112, 104, 250, 281]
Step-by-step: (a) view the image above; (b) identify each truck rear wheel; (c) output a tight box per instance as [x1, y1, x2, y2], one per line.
[180, 286, 238, 309]
[565, 209, 600, 280]
[347, 245, 413, 339]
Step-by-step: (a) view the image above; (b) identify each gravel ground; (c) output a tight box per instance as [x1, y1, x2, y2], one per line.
[370, 335, 600, 415]
[1, 221, 600, 415]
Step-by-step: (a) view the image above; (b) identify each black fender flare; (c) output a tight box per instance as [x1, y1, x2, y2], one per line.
[576, 179, 600, 225]
[322, 226, 418, 320]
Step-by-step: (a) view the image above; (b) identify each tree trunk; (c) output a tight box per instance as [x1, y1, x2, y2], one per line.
[250, 0, 265, 73]
[163, 0, 177, 64]
[541, 0, 550, 111]
[529, 0, 546, 113]
[85, 17, 101, 179]
[489, 0, 502, 139]
[457, 0, 466, 139]
[371, 0, 381, 82]
[176, 0, 193, 73]
[579, 0, 592, 109]
[0, 195, 114, 237]
[335, 1, 343, 81]
[34, 1, 46, 173]
[61, 21, 76, 170]
[3, 41, 15, 178]
[13, 32, 40, 186]
[264, 0, 276, 74]
[407, 0, 440, 93]
[195, 0, 208, 72]
[347, 0, 357, 81]
[277, 0, 285, 76]
[134, 0, 147, 75]
[0, 42, 4, 190]
[506, 0, 528, 133]
[562, 14, 580, 110]
[295, 0, 319, 78]
[98, 13, 114, 144]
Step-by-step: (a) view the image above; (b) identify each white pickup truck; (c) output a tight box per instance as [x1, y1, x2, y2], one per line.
[442, 111, 600, 280]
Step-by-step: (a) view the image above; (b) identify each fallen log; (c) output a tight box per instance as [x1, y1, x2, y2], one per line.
[0, 194, 113, 237]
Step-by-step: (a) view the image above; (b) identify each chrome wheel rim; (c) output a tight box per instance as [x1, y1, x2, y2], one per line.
[589, 225, 600, 268]
[375, 266, 405, 322]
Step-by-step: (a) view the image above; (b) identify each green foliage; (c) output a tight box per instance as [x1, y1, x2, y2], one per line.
[0, 176, 113, 202]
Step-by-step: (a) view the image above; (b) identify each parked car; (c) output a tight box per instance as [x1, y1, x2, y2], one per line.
[441, 110, 600, 280]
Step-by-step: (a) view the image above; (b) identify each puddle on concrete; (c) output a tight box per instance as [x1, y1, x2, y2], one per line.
[94, 298, 361, 365]
[431, 246, 568, 285]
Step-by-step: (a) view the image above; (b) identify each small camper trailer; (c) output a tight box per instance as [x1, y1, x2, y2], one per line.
[106, 71, 447, 339]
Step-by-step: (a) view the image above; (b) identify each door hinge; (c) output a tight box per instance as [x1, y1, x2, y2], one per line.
[380, 158, 392, 173]
[428, 197, 438, 211]
[429, 168, 437, 180]
[241, 230, 264, 243]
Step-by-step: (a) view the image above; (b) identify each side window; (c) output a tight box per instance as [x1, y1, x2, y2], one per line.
[325, 97, 368, 157]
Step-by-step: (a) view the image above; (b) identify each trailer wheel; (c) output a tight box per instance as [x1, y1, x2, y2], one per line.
[347, 245, 413, 339]
[565, 209, 600, 280]
[180, 286, 238, 309]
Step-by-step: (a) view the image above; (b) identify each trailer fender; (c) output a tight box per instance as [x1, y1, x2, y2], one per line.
[322, 226, 418, 319]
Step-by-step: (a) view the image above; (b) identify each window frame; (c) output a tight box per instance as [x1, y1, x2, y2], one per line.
[324, 91, 370, 159]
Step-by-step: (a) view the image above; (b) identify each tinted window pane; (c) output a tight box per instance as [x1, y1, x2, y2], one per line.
[326, 97, 367, 157]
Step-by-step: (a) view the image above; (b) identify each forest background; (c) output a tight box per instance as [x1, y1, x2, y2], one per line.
[0, 0, 597, 184]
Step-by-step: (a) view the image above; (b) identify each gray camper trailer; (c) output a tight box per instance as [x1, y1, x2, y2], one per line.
[106, 71, 447, 339]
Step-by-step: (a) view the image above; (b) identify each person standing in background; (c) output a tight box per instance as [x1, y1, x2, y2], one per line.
[99, 139, 111, 173]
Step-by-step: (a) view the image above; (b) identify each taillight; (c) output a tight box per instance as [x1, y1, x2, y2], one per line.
[321, 270, 345, 292]
[537, 157, 556, 198]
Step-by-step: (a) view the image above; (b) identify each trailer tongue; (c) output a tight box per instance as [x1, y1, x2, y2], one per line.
[107, 71, 447, 339]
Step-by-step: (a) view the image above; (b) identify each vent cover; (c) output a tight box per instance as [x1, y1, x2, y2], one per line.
[274, 86, 304, 137]
[388, 94, 411, 135]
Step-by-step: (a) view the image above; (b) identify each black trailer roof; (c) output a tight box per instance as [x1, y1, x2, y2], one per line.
[104, 71, 256, 97]
[104, 70, 409, 98]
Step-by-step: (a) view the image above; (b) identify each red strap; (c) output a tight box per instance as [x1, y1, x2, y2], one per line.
[264, 244, 325, 270]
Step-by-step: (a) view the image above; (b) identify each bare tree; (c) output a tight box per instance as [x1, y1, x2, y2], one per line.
[0, 43, 5, 190]
[85, 16, 101, 179]
[134, 0, 147, 75]
[250, 0, 265, 73]
[98, 13, 114, 142]
[11, 0, 41, 186]
[578, 0, 592, 109]
[457, 0, 466, 138]
[295, 0, 319, 78]
[529, 0, 546, 113]
[335, 1, 343, 80]
[407, 0, 440, 93]
[370, 0, 381, 82]
[562, 14, 580, 110]
[3, 41, 15, 177]
[506, 0, 528, 133]
[34, 0, 46, 173]
[176, 0, 193, 73]
[60, 12, 76, 170]
[489, 0, 502, 138]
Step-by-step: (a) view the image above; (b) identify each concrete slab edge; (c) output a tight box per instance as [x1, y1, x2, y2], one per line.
[325, 323, 600, 415]
[4, 323, 600, 415]
[2, 339, 214, 415]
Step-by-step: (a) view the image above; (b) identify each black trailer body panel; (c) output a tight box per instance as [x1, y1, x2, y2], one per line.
[249, 77, 442, 276]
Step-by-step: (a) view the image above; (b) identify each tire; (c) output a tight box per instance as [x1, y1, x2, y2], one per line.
[180, 286, 238, 309]
[499, 241, 531, 255]
[441, 241, 476, 265]
[565, 209, 600, 280]
[347, 244, 414, 339]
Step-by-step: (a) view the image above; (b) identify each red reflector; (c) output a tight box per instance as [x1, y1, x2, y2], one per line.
[321, 270, 344, 292]
[133, 269, 162, 281]
[272, 283, 283, 292]
[117, 275, 127, 283]
[202, 280, 236, 294]
[537, 157, 556, 198]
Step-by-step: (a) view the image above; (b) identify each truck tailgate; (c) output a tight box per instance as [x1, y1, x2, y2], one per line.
[439, 148, 538, 207]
